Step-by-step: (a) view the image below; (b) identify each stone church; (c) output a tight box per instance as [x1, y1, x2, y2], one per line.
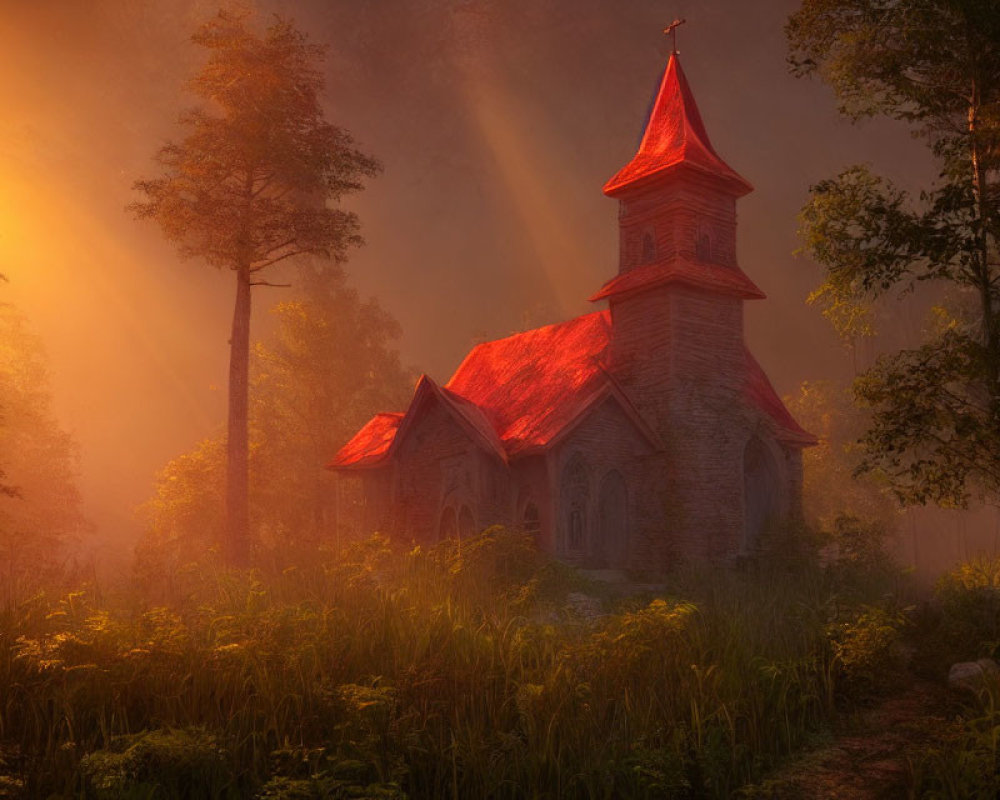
[329, 52, 815, 569]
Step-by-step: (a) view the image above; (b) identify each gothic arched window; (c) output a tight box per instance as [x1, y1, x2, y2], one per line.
[743, 436, 784, 553]
[641, 231, 656, 263]
[561, 453, 590, 555]
[696, 231, 712, 262]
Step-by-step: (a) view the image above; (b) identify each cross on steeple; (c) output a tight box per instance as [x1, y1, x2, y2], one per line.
[663, 18, 686, 54]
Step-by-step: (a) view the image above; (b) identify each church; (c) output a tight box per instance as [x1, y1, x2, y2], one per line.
[329, 50, 815, 569]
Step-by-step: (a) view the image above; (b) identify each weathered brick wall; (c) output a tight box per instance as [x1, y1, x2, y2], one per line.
[392, 399, 505, 543]
[608, 286, 673, 414]
[549, 396, 656, 569]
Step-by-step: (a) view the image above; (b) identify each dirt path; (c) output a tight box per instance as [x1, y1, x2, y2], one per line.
[745, 679, 956, 799]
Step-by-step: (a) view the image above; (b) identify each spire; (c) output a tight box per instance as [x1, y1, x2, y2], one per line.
[603, 53, 752, 197]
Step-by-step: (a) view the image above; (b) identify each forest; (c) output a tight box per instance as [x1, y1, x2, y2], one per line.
[3, 1, 1000, 797]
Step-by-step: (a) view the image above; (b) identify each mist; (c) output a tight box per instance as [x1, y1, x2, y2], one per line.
[0, 0, 947, 567]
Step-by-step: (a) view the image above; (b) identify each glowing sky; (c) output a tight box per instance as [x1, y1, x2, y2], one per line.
[0, 0, 934, 558]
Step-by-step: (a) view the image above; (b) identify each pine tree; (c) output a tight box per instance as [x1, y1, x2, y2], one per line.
[131, 11, 379, 563]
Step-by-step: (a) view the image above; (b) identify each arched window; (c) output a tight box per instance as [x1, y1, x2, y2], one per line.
[439, 506, 457, 541]
[696, 231, 712, 262]
[522, 502, 541, 539]
[561, 453, 590, 556]
[743, 436, 783, 552]
[597, 471, 628, 566]
[641, 231, 656, 263]
[458, 505, 476, 539]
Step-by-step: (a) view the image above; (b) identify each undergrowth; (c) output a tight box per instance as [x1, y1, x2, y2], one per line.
[0, 527, 906, 798]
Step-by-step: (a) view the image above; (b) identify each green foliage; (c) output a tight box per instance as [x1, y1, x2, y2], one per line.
[785, 381, 898, 537]
[929, 556, 1000, 662]
[788, 0, 1000, 507]
[787, 0, 1000, 127]
[0, 304, 87, 605]
[910, 677, 1000, 798]
[853, 329, 1000, 505]
[0, 529, 910, 798]
[80, 728, 230, 799]
[250, 263, 411, 554]
[826, 605, 908, 702]
[130, 11, 380, 272]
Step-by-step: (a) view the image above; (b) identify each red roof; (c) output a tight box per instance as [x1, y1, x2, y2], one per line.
[330, 310, 814, 469]
[445, 311, 616, 456]
[590, 257, 765, 302]
[603, 53, 752, 198]
[744, 349, 817, 446]
[327, 412, 403, 469]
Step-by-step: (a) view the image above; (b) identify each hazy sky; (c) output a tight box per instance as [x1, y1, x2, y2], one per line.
[0, 0, 936, 557]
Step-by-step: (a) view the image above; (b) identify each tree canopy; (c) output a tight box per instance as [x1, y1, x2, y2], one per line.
[788, 0, 1000, 506]
[131, 11, 380, 563]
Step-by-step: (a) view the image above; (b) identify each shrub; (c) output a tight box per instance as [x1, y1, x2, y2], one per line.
[79, 728, 231, 799]
[826, 605, 907, 702]
[935, 556, 1000, 660]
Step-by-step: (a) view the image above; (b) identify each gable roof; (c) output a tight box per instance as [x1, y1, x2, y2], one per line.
[326, 376, 507, 470]
[744, 349, 818, 446]
[327, 412, 403, 469]
[603, 53, 752, 198]
[444, 311, 620, 456]
[329, 310, 814, 470]
[527, 373, 662, 457]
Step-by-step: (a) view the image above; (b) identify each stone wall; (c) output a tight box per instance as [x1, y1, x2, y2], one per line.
[550, 396, 656, 569]
[392, 397, 505, 543]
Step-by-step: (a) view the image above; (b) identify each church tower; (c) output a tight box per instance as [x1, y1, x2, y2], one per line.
[593, 52, 764, 415]
[593, 51, 771, 561]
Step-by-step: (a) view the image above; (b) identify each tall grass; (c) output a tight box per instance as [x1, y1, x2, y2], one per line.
[0, 528, 900, 798]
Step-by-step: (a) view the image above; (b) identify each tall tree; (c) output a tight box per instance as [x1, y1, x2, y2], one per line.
[138, 265, 411, 578]
[131, 11, 379, 564]
[787, 0, 1000, 506]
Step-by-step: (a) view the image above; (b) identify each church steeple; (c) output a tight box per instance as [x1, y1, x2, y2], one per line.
[593, 51, 761, 297]
[603, 53, 752, 198]
[595, 47, 763, 418]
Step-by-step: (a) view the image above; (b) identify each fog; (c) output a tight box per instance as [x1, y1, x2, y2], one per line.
[0, 0, 950, 567]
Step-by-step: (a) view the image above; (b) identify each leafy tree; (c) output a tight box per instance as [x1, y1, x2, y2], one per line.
[0, 304, 87, 603]
[131, 11, 380, 564]
[250, 262, 411, 552]
[137, 266, 410, 576]
[787, 0, 1000, 506]
[785, 380, 898, 532]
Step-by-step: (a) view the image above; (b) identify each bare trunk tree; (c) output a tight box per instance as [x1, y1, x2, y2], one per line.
[226, 266, 252, 565]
